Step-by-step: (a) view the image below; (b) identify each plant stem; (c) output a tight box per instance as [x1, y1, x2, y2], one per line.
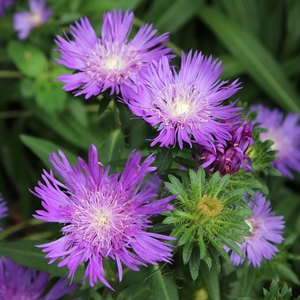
[0, 71, 22, 78]
[112, 100, 121, 130]
[0, 219, 44, 240]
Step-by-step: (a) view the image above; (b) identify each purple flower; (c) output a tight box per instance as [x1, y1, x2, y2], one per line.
[0, 0, 13, 17]
[0, 194, 8, 231]
[13, 0, 52, 40]
[0, 195, 7, 219]
[227, 192, 284, 267]
[31, 145, 175, 289]
[0, 257, 78, 300]
[251, 104, 300, 178]
[144, 171, 162, 195]
[197, 120, 253, 175]
[55, 9, 171, 99]
[123, 51, 242, 149]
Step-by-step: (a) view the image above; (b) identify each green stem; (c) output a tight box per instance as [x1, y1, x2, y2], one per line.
[0, 219, 44, 240]
[111, 100, 121, 130]
[0, 71, 22, 78]
[0, 110, 33, 119]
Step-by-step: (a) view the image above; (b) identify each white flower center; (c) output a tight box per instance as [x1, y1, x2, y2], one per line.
[93, 209, 112, 229]
[30, 13, 42, 26]
[66, 192, 135, 253]
[168, 97, 192, 117]
[105, 57, 125, 71]
[86, 42, 141, 84]
[245, 219, 254, 234]
[153, 83, 211, 129]
[259, 126, 292, 158]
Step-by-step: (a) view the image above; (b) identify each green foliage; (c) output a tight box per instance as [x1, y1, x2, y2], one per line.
[1, 0, 300, 299]
[7, 41, 47, 77]
[164, 168, 254, 279]
[262, 280, 296, 300]
[150, 266, 179, 300]
[0, 240, 87, 284]
[247, 127, 281, 176]
[20, 134, 78, 169]
[198, 5, 300, 114]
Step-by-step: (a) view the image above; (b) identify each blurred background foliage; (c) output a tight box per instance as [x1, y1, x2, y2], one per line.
[0, 0, 300, 299]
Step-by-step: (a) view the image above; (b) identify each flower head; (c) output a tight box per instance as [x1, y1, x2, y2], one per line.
[31, 145, 175, 289]
[123, 51, 242, 149]
[0, 257, 78, 300]
[251, 104, 300, 178]
[0, 0, 13, 17]
[227, 192, 284, 267]
[0, 194, 8, 231]
[13, 0, 52, 40]
[197, 120, 253, 175]
[0, 195, 7, 220]
[55, 9, 171, 99]
[163, 168, 253, 272]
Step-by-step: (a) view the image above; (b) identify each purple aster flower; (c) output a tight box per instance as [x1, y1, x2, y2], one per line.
[31, 144, 175, 289]
[227, 192, 284, 267]
[251, 104, 300, 178]
[0, 194, 8, 231]
[196, 120, 253, 175]
[55, 9, 171, 99]
[144, 171, 162, 195]
[0, 194, 7, 219]
[13, 0, 52, 40]
[0, 256, 78, 299]
[123, 51, 242, 149]
[0, 0, 13, 17]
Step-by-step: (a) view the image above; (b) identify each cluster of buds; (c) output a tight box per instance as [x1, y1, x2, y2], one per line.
[195, 120, 253, 176]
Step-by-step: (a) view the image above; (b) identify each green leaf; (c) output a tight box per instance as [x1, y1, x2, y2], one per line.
[178, 226, 195, 246]
[281, 0, 300, 57]
[98, 129, 124, 166]
[7, 41, 47, 77]
[240, 264, 256, 297]
[198, 7, 300, 114]
[33, 77, 67, 114]
[117, 283, 152, 300]
[157, 147, 173, 175]
[218, 55, 246, 79]
[152, 0, 204, 33]
[200, 262, 220, 300]
[20, 134, 78, 169]
[170, 225, 186, 242]
[212, 174, 230, 198]
[80, 0, 141, 13]
[275, 263, 300, 285]
[263, 280, 293, 300]
[163, 215, 184, 225]
[97, 93, 112, 117]
[189, 247, 200, 281]
[220, 236, 244, 259]
[165, 175, 188, 205]
[209, 246, 221, 274]
[207, 235, 231, 265]
[229, 176, 263, 195]
[89, 290, 103, 300]
[189, 168, 205, 203]
[0, 240, 85, 284]
[30, 105, 100, 151]
[182, 236, 194, 265]
[150, 266, 179, 300]
[198, 233, 207, 260]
